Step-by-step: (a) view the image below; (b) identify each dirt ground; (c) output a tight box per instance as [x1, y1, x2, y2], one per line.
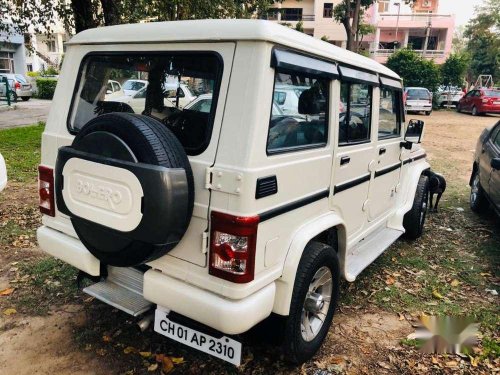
[0, 110, 498, 375]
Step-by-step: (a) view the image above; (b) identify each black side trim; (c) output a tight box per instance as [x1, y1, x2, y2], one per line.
[374, 162, 401, 178]
[403, 153, 427, 165]
[256, 175, 278, 199]
[333, 174, 371, 194]
[271, 48, 339, 79]
[338, 65, 379, 86]
[259, 189, 330, 222]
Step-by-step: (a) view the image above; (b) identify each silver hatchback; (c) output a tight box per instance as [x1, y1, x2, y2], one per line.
[0, 73, 33, 101]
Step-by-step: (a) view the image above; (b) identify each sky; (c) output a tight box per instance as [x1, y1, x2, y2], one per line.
[439, 0, 484, 26]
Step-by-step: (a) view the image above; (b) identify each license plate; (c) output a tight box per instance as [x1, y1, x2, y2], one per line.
[154, 307, 242, 365]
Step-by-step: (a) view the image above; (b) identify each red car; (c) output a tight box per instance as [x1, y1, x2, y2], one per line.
[457, 88, 500, 116]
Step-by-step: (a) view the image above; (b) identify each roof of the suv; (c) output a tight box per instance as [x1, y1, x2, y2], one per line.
[68, 19, 399, 80]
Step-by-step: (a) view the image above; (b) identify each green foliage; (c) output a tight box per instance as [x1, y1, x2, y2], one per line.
[35, 78, 58, 99]
[386, 49, 441, 92]
[464, 0, 500, 82]
[42, 66, 59, 76]
[441, 53, 469, 88]
[26, 71, 40, 78]
[295, 20, 304, 33]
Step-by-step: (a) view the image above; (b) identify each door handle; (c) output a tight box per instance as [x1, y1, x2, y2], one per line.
[379, 147, 386, 155]
[340, 156, 351, 165]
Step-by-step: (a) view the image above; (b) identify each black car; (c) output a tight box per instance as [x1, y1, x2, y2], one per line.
[470, 120, 500, 215]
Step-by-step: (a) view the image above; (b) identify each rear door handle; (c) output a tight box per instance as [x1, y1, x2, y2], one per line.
[379, 147, 386, 155]
[340, 156, 351, 165]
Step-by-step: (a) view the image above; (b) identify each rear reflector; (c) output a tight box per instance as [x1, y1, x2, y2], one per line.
[209, 211, 259, 283]
[38, 165, 55, 216]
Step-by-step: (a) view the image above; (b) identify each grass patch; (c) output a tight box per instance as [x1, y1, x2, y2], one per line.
[0, 220, 25, 245]
[0, 122, 44, 182]
[10, 257, 79, 315]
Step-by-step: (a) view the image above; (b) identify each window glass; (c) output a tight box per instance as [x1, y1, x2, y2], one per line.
[274, 91, 286, 105]
[406, 89, 430, 100]
[379, 88, 401, 138]
[267, 71, 329, 153]
[69, 53, 221, 155]
[339, 83, 372, 144]
[15, 74, 27, 83]
[484, 89, 499, 97]
[188, 98, 212, 113]
[323, 3, 333, 18]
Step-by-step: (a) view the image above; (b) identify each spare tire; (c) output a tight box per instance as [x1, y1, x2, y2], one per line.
[55, 113, 194, 266]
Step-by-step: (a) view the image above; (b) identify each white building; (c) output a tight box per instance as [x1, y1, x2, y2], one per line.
[25, 27, 70, 72]
[0, 26, 27, 75]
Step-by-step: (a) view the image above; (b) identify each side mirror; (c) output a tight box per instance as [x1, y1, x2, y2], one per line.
[491, 158, 500, 170]
[106, 89, 112, 94]
[404, 119, 425, 144]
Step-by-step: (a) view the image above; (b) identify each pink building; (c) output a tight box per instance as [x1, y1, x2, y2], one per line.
[364, 0, 455, 64]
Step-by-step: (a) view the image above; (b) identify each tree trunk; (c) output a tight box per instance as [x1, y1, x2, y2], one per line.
[100, 0, 121, 26]
[71, 0, 97, 33]
[347, 0, 362, 51]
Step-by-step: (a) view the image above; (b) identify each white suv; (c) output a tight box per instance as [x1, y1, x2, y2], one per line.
[37, 20, 430, 365]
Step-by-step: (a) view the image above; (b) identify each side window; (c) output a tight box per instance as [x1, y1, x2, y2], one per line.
[267, 71, 329, 154]
[339, 83, 373, 145]
[492, 126, 500, 148]
[378, 88, 401, 139]
[112, 82, 120, 92]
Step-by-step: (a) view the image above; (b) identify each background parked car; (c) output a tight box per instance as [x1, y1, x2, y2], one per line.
[457, 88, 500, 116]
[404, 87, 432, 116]
[470, 120, 500, 216]
[0, 152, 6, 192]
[0, 73, 32, 101]
[437, 88, 464, 108]
[104, 79, 124, 100]
[122, 79, 148, 96]
[113, 83, 197, 113]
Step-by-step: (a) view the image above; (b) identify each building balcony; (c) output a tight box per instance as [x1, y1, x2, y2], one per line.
[262, 14, 315, 22]
[377, 13, 454, 29]
[372, 49, 445, 58]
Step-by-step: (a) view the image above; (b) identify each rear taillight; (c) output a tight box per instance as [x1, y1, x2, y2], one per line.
[38, 165, 55, 216]
[14, 81, 20, 89]
[209, 211, 259, 283]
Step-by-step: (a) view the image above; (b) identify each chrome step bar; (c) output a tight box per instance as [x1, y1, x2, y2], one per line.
[83, 266, 152, 316]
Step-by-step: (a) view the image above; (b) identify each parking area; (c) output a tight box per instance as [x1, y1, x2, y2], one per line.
[0, 99, 51, 130]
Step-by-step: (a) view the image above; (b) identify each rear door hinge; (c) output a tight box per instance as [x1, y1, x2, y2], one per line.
[204, 166, 243, 195]
[202, 231, 209, 254]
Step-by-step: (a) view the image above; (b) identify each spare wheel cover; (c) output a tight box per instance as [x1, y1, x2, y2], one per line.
[55, 113, 194, 266]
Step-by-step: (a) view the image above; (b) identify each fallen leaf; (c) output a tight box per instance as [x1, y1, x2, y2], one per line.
[432, 290, 444, 299]
[450, 279, 460, 287]
[102, 335, 112, 343]
[398, 313, 405, 321]
[123, 346, 136, 354]
[385, 276, 395, 285]
[161, 356, 174, 373]
[140, 351, 152, 358]
[148, 363, 158, 372]
[3, 308, 16, 316]
[377, 361, 391, 369]
[171, 357, 184, 364]
[445, 360, 458, 368]
[0, 288, 14, 296]
[432, 356, 438, 364]
[469, 355, 479, 367]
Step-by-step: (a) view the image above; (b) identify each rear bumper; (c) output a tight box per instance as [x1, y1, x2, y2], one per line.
[37, 225, 276, 335]
[479, 105, 500, 113]
[15, 88, 32, 97]
[406, 105, 432, 111]
[144, 269, 275, 335]
[37, 226, 100, 276]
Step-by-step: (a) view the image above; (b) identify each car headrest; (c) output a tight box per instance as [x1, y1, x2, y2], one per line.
[298, 87, 326, 115]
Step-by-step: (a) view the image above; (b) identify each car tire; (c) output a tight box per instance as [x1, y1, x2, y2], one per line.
[425, 111, 432, 116]
[56, 113, 194, 266]
[472, 106, 479, 116]
[456, 104, 462, 113]
[403, 175, 429, 240]
[21, 97, 30, 101]
[282, 241, 340, 364]
[470, 169, 489, 213]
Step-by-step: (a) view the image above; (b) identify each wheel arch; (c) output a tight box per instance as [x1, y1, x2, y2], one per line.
[272, 212, 346, 316]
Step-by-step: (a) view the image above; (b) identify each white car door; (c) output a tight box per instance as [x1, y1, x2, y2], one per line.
[0, 152, 7, 192]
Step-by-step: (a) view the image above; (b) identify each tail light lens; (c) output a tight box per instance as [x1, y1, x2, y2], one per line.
[38, 165, 55, 216]
[14, 81, 20, 89]
[482, 98, 490, 103]
[209, 211, 259, 283]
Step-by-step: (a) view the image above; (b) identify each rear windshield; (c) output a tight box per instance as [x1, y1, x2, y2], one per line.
[406, 89, 430, 100]
[69, 52, 222, 155]
[15, 75, 27, 83]
[483, 90, 500, 97]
